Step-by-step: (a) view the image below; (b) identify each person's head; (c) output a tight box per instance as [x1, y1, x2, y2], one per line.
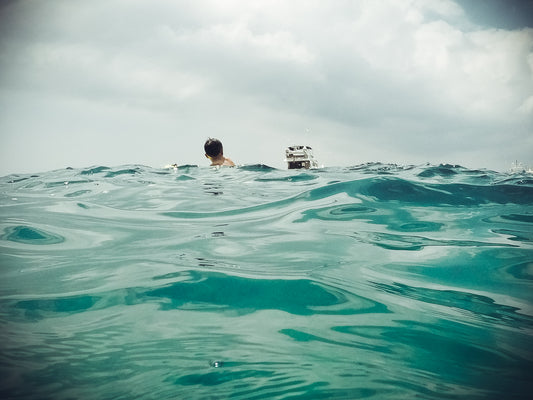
[204, 138, 223, 159]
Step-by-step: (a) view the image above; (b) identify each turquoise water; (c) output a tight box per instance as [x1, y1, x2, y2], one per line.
[0, 163, 532, 399]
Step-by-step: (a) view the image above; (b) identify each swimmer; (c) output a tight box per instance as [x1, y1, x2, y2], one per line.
[204, 138, 235, 167]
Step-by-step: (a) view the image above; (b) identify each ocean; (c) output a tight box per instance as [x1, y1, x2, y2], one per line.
[0, 163, 532, 399]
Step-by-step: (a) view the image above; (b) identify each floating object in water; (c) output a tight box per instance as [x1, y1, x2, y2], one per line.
[210, 360, 224, 368]
[285, 145, 319, 169]
[163, 164, 179, 170]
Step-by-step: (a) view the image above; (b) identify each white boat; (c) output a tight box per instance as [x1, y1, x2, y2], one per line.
[285, 145, 319, 169]
[509, 161, 533, 174]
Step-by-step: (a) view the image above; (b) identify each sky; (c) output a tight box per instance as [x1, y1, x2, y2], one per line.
[0, 0, 532, 175]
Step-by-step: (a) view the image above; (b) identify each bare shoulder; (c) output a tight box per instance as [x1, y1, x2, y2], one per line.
[223, 158, 235, 167]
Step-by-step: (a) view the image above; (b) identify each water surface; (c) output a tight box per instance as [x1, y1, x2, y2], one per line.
[1, 163, 532, 399]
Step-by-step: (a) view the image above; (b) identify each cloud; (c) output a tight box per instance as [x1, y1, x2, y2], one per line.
[0, 0, 531, 174]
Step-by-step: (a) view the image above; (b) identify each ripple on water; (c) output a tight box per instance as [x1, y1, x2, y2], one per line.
[372, 281, 533, 328]
[104, 168, 140, 178]
[80, 166, 111, 175]
[255, 172, 317, 182]
[506, 262, 533, 281]
[143, 270, 386, 316]
[15, 295, 100, 320]
[64, 190, 92, 198]
[295, 204, 378, 222]
[351, 231, 517, 251]
[2, 225, 64, 245]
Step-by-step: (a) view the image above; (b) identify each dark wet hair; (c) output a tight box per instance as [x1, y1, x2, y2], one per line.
[204, 138, 223, 157]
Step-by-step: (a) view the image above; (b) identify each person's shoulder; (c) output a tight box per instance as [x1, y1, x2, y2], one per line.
[223, 158, 235, 167]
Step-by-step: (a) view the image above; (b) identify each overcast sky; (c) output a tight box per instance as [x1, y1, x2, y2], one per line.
[1, 0, 532, 175]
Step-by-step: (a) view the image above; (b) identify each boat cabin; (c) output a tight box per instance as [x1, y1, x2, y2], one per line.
[285, 145, 319, 169]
